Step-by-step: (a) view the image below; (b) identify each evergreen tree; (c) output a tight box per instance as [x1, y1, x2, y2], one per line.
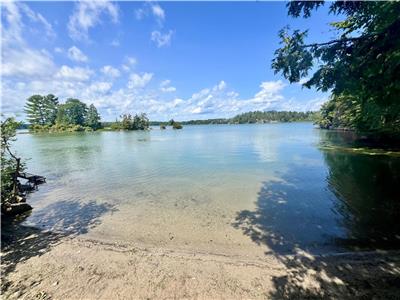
[56, 98, 87, 126]
[43, 94, 59, 125]
[25, 94, 59, 125]
[24, 95, 46, 125]
[86, 104, 101, 130]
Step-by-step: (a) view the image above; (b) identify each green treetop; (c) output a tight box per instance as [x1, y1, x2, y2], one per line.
[25, 94, 59, 126]
[56, 98, 87, 126]
[86, 104, 102, 130]
[272, 1, 400, 137]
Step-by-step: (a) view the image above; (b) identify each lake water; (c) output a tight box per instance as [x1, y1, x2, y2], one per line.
[14, 123, 400, 255]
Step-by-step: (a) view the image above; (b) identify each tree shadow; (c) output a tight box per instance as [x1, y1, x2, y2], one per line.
[1, 200, 116, 295]
[233, 175, 343, 255]
[233, 151, 400, 298]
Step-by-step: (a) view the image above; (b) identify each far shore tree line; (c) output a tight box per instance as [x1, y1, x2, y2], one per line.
[24, 94, 319, 133]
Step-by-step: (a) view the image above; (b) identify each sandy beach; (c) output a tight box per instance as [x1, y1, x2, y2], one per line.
[2, 218, 400, 300]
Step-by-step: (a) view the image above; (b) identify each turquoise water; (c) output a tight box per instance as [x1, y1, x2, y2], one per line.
[14, 123, 400, 254]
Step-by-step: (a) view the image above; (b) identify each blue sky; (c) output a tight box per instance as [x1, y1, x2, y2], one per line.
[1, 1, 336, 121]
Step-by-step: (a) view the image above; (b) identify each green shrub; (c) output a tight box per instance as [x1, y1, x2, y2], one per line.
[172, 122, 183, 129]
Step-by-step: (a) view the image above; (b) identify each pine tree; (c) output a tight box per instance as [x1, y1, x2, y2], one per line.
[24, 94, 59, 125]
[43, 94, 59, 125]
[86, 104, 101, 130]
[24, 95, 46, 125]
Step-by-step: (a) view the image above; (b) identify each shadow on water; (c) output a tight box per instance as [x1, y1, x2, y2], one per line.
[233, 130, 400, 298]
[1, 200, 116, 294]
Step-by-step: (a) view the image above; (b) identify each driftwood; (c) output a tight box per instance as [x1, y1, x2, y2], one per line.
[2, 202, 33, 215]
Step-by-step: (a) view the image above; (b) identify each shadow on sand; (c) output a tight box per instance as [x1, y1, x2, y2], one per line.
[233, 152, 400, 298]
[1, 200, 116, 295]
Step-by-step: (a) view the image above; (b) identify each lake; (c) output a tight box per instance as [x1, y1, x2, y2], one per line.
[14, 123, 400, 256]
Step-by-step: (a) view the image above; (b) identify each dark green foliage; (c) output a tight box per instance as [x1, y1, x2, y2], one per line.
[56, 98, 87, 126]
[86, 104, 101, 130]
[272, 1, 400, 138]
[181, 118, 227, 125]
[24, 94, 58, 125]
[230, 110, 317, 124]
[168, 119, 183, 129]
[117, 113, 150, 130]
[1, 117, 24, 206]
[172, 122, 183, 129]
[44, 94, 59, 125]
[151, 111, 317, 126]
[25, 95, 102, 132]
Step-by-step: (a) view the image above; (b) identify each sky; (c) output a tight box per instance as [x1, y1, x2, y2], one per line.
[1, 1, 337, 121]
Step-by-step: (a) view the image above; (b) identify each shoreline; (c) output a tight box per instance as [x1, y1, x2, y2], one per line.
[2, 231, 400, 299]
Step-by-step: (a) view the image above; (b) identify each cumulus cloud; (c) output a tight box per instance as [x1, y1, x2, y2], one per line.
[151, 30, 173, 47]
[1, 2, 57, 78]
[56, 65, 93, 81]
[1, 48, 56, 78]
[160, 80, 176, 93]
[0, 2, 324, 121]
[251, 80, 285, 105]
[67, 46, 88, 62]
[127, 73, 153, 89]
[100, 65, 120, 78]
[68, 0, 119, 41]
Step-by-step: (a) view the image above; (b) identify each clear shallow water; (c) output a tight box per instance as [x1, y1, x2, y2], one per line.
[14, 123, 400, 254]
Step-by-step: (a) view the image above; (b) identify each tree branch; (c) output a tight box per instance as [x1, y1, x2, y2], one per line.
[301, 34, 374, 48]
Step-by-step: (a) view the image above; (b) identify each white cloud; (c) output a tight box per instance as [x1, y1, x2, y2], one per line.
[126, 57, 137, 66]
[101, 65, 120, 78]
[2, 48, 56, 78]
[127, 73, 153, 89]
[18, 3, 55, 38]
[151, 30, 173, 47]
[68, 1, 119, 41]
[0, 4, 325, 121]
[56, 65, 93, 81]
[1, 2, 55, 47]
[87, 81, 112, 93]
[151, 4, 165, 22]
[121, 56, 137, 72]
[160, 80, 176, 93]
[122, 65, 130, 72]
[135, 3, 173, 47]
[215, 80, 226, 91]
[251, 80, 285, 105]
[67, 46, 88, 62]
[135, 3, 165, 23]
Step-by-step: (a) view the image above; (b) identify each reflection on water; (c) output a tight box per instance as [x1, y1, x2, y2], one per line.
[235, 129, 400, 253]
[324, 147, 400, 249]
[14, 124, 400, 254]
